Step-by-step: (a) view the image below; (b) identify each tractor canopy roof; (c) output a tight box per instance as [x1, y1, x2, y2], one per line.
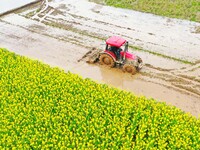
[106, 36, 126, 48]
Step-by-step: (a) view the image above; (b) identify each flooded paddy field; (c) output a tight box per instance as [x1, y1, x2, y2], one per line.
[0, 0, 200, 117]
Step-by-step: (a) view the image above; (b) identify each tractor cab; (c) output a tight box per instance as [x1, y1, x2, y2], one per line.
[105, 36, 128, 61]
[106, 36, 127, 48]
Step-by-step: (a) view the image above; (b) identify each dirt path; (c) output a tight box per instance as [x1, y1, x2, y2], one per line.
[0, 0, 199, 117]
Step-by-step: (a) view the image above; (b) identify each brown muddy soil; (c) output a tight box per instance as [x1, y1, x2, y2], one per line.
[0, 0, 200, 117]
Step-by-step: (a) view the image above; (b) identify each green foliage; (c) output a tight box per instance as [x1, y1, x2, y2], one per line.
[0, 48, 200, 149]
[104, 0, 200, 22]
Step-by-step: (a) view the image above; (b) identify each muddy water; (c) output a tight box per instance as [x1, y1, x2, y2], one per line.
[0, 20, 88, 70]
[72, 63, 200, 117]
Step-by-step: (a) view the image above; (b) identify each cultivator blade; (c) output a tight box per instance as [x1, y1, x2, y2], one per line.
[78, 47, 101, 63]
[87, 49, 101, 63]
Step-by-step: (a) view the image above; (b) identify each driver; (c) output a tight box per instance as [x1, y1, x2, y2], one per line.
[110, 46, 121, 60]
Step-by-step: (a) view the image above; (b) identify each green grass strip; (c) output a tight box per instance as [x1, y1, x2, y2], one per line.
[103, 0, 200, 22]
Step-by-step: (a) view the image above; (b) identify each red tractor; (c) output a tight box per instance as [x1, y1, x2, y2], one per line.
[88, 36, 143, 74]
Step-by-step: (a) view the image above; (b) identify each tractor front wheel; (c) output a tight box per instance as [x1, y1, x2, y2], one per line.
[99, 54, 115, 67]
[123, 64, 137, 75]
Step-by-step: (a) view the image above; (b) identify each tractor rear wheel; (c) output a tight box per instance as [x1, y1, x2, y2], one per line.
[123, 64, 137, 75]
[99, 54, 115, 67]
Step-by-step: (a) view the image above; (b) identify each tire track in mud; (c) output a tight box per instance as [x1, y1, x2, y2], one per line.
[0, 15, 99, 50]
[142, 65, 200, 98]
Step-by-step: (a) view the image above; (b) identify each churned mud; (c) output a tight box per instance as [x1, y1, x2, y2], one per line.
[0, 0, 200, 117]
